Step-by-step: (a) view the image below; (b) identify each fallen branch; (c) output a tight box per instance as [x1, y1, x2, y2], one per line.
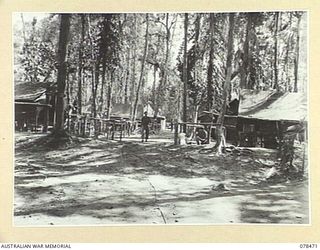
[147, 179, 167, 224]
[156, 207, 167, 224]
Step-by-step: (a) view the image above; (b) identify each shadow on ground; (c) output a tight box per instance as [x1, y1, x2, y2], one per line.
[14, 132, 309, 225]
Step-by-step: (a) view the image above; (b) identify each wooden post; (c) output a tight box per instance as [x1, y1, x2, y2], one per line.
[120, 123, 123, 141]
[124, 123, 127, 137]
[111, 121, 115, 140]
[71, 117, 74, 134]
[98, 119, 101, 133]
[88, 119, 92, 137]
[106, 122, 109, 139]
[77, 118, 81, 135]
[53, 93, 57, 128]
[76, 118, 78, 135]
[67, 113, 71, 132]
[104, 121, 109, 136]
[35, 107, 40, 132]
[69, 115, 72, 134]
[43, 94, 50, 132]
[174, 123, 179, 145]
[82, 117, 87, 137]
[79, 117, 82, 136]
[206, 125, 211, 144]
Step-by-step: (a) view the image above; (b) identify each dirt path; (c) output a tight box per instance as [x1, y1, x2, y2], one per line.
[14, 131, 309, 225]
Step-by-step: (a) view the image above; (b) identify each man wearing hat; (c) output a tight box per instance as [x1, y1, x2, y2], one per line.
[141, 111, 151, 142]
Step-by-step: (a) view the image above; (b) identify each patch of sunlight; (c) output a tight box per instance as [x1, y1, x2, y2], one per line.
[145, 152, 160, 156]
[86, 159, 118, 166]
[148, 175, 217, 193]
[67, 160, 88, 165]
[272, 199, 300, 205]
[161, 195, 248, 224]
[244, 204, 287, 212]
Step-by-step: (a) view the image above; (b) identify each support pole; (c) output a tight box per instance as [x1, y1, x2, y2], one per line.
[174, 123, 179, 145]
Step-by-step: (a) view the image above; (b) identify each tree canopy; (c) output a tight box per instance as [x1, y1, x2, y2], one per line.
[13, 12, 307, 123]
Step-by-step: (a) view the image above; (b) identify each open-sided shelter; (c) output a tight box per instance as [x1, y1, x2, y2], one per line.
[15, 81, 56, 132]
[198, 98, 239, 144]
[238, 89, 307, 148]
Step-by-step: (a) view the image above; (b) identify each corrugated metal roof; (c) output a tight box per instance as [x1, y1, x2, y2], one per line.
[238, 89, 307, 122]
[15, 101, 52, 107]
[15, 81, 54, 101]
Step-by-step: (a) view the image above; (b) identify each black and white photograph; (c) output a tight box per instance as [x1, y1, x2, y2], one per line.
[13, 11, 308, 226]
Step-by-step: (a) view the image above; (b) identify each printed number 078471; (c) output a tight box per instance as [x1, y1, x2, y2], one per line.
[300, 244, 318, 248]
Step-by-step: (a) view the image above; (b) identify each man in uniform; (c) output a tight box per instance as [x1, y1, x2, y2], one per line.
[141, 111, 151, 142]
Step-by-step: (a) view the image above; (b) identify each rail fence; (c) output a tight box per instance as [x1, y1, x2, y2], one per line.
[66, 115, 133, 141]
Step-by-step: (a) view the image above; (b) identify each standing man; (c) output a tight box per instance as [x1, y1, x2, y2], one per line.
[141, 111, 151, 142]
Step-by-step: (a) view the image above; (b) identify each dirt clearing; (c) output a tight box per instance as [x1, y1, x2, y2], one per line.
[14, 132, 309, 225]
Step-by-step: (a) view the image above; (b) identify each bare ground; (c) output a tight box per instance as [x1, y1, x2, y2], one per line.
[14, 131, 309, 225]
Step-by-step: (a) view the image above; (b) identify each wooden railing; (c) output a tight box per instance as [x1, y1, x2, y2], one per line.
[66, 115, 133, 141]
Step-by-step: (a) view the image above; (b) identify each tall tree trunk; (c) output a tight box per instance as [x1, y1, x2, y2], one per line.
[240, 13, 252, 89]
[124, 47, 130, 104]
[66, 70, 70, 107]
[77, 14, 85, 115]
[215, 13, 235, 153]
[94, 61, 100, 118]
[132, 14, 149, 121]
[106, 70, 113, 119]
[206, 14, 215, 140]
[182, 13, 188, 133]
[194, 13, 201, 109]
[131, 46, 136, 106]
[130, 14, 137, 117]
[273, 12, 279, 91]
[284, 13, 293, 92]
[152, 24, 166, 113]
[207, 13, 215, 111]
[87, 15, 99, 120]
[69, 74, 74, 105]
[91, 68, 96, 118]
[20, 13, 26, 43]
[152, 65, 157, 106]
[100, 60, 106, 113]
[294, 13, 301, 93]
[192, 14, 201, 138]
[54, 14, 71, 132]
[155, 13, 171, 117]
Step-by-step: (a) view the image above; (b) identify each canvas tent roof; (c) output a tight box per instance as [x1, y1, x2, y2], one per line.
[97, 103, 143, 118]
[110, 103, 165, 119]
[110, 103, 132, 118]
[238, 89, 307, 122]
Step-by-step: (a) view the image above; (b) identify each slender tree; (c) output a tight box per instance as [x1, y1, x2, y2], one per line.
[77, 14, 85, 115]
[154, 13, 177, 117]
[130, 14, 138, 117]
[207, 13, 215, 110]
[294, 12, 302, 93]
[182, 13, 188, 132]
[273, 12, 279, 90]
[191, 13, 202, 123]
[215, 13, 235, 153]
[124, 47, 130, 104]
[240, 13, 252, 89]
[55, 14, 71, 132]
[132, 14, 149, 121]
